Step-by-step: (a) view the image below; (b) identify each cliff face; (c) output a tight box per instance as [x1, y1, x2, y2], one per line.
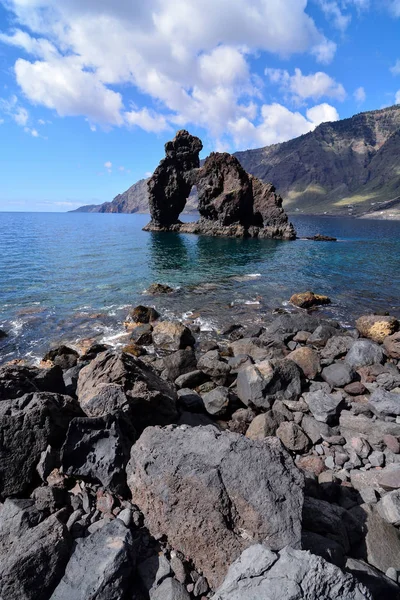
[72, 105, 400, 217]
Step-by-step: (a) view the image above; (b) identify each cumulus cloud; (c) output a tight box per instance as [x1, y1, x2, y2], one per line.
[317, 1, 351, 31]
[265, 68, 346, 102]
[354, 86, 366, 103]
[229, 102, 339, 148]
[0, 0, 338, 147]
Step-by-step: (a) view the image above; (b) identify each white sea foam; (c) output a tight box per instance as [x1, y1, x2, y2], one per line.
[193, 317, 215, 332]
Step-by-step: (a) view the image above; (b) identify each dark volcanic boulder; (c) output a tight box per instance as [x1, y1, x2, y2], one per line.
[127, 425, 304, 589]
[0, 363, 65, 400]
[76, 350, 177, 432]
[152, 321, 195, 351]
[210, 545, 371, 600]
[0, 392, 81, 499]
[43, 346, 79, 370]
[147, 130, 202, 227]
[0, 499, 71, 600]
[51, 519, 135, 600]
[62, 414, 135, 494]
[251, 176, 296, 239]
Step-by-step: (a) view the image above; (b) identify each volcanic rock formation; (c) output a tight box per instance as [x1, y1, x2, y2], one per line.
[144, 130, 296, 239]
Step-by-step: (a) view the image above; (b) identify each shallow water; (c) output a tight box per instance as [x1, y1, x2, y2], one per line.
[0, 212, 399, 363]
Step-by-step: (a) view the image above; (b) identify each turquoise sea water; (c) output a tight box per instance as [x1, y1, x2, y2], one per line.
[0, 212, 399, 364]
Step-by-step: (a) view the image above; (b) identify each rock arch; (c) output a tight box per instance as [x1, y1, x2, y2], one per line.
[144, 130, 296, 240]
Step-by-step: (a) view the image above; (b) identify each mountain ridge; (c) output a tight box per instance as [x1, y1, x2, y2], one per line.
[71, 104, 400, 219]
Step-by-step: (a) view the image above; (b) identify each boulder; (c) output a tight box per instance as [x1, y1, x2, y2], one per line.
[50, 519, 135, 600]
[229, 337, 280, 361]
[264, 313, 334, 338]
[350, 504, 400, 574]
[197, 350, 231, 383]
[236, 359, 302, 409]
[368, 389, 400, 418]
[290, 291, 331, 309]
[339, 410, 400, 446]
[303, 389, 343, 424]
[146, 283, 175, 295]
[201, 386, 230, 416]
[0, 364, 65, 400]
[161, 349, 197, 381]
[76, 350, 177, 432]
[126, 305, 160, 324]
[287, 346, 320, 379]
[356, 315, 398, 344]
[322, 362, 354, 388]
[245, 411, 285, 440]
[0, 392, 81, 499]
[307, 324, 338, 348]
[175, 369, 208, 389]
[210, 545, 371, 600]
[150, 578, 190, 600]
[377, 490, 400, 526]
[301, 414, 334, 444]
[127, 425, 304, 589]
[43, 346, 79, 370]
[152, 321, 195, 351]
[384, 332, 400, 359]
[303, 496, 360, 554]
[129, 323, 153, 345]
[0, 503, 71, 600]
[345, 558, 400, 600]
[321, 335, 354, 361]
[177, 388, 204, 412]
[301, 531, 345, 567]
[62, 414, 135, 494]
[345, 340, 384, 370]
[276, 422, 310, 453]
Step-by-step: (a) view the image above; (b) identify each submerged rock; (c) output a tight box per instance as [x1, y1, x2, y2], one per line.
[290, 291, 331, 309]
[127, 425, 304, 588]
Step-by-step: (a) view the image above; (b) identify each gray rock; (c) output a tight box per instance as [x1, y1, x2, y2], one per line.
[350, 503, 400, 574]
[0, 392, 81, 500]
[345, 340, 384, 370]
[0, 501, 71, 600]
[377, 490, 400, 525]
[177, 388, 204, 412]
[77, 350, 177, 432]
[197, 351, 231, 383]
[263, 314, 334, 338]
[152, 321, 195, 351]
[307, 325, 338, 348]
[369, 450, 385, 467]
[321, 335, 354, 361]
[346, 558, 400, 600]
[340, 410, 400, 445]
[303, 389, 343, 423]
[301, 531, 346, 567]
[303, 496, 361, 553]
[276, 422, 310, 453]
[0, 363, 66, 400]
[322, 362, 353, 388]
[62, 414, 135, 495]
[51, 520, 135, 600]
[149, 577, 190, 600]
[127, 425, 304, 589]
[237, 359, 302, 409]
[360, 487, 379, 504]
[228, 354, 253, 374]
[201, 386, 230, 416]
[162, 349, 197, 381]
[368, 389, 400, 418]
[229, 338, 279, 362]
[245, 411, 285, 440]
[301, 414, 333, 444]
[137, 554, 172, 592]
[175, 370, 207, 389]
[211, 545, 371, 600]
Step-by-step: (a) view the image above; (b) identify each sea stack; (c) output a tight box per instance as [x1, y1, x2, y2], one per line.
[144, 130, 296, 239]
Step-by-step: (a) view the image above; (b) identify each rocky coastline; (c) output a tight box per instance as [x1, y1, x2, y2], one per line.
[1, 293, 400, 599]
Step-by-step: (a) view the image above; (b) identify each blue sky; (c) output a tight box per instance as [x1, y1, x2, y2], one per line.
[0, 0, 400, 211]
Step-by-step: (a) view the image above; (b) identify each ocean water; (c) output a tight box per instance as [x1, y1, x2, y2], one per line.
[0, 212, 399, 364]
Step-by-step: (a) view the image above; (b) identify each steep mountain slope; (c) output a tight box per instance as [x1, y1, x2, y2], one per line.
[72, 105, 400, 217]
[235, 105, 400, 216]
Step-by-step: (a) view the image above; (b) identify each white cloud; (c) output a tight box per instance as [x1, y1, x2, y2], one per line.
[390, 59, 400, 75]
[388, 0, 400, 17]
[125, 107, 170, 132]
[229, 102, 339, 148]
[317, 1, 351, 31]
[0, 95, 31, 128]
[13, 106, 29, 125]
[24, 126, 39, 136]
[104, 161, 112, 169]
[0, 0, 337, 145]
[265, 67, 346, 102]
[354, 86, 366, 103]
[396, 90, 400, 104]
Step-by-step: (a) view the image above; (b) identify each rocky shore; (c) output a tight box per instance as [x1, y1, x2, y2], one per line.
[1, 299, 400, 599]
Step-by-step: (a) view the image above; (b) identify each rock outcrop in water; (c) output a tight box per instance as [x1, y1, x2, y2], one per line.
[144, 131, 296, 239]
